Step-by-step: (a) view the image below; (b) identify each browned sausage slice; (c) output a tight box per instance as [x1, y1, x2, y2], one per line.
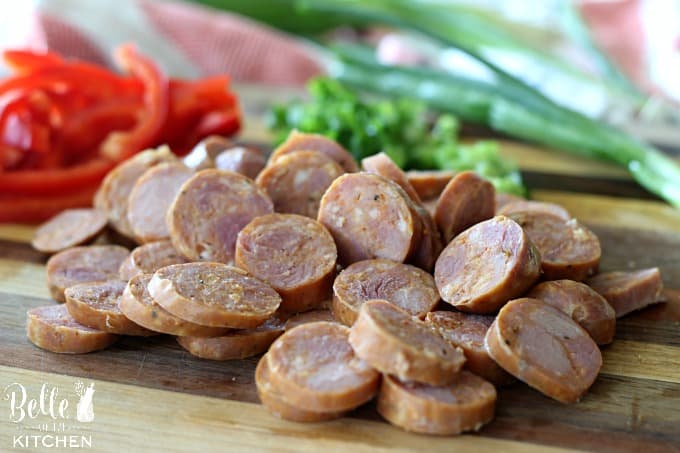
[94, 145, 176, 237]
[26, 305, 118, 353]
[425, 311, 514, 385]
[586, 268, 664, 317]
[497, 200, 570, 221]
[177, 316, 285, 360]
[406, 170, 456, 201]
[410, 205, 443, 272]
[256, 151, 344, 219]
[527, 280, 616, 344]
[182, 135, 233, 170]
[46, 245, 129, 303]
[148, 262, 281, 328]
[284, 310, 335, 331]
[434, 216, 541, 313]
[118, 240, 189, 281]
[64, 280, 154, 336]
[332, 259, 439, 326]
[377, 372, 496, 435]
[119, 274, 230, 337]
[509, 211, 601, 281]
[127, 162, 194, 243]
[215, 147, 266, 179]
[361, 152, 422, 204]
[255, 353, 345, 422]
[266, 321, 379, 413]
[485, 298, 602, 403]
[235, 214, 337, 313]
[269, 130, 359, 173]
[318, 173, 420, 266]
[167, 169, 274, 264]
[32, 209, 108, 253]
[494, 192, 525, 213]
[349, 300, 465, 385]
[434, 171, 495, 243]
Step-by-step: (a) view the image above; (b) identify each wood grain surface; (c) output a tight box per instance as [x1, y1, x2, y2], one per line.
[1, 86, 679, 452]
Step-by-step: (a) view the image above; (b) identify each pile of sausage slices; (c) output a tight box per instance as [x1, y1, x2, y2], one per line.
[28, 131, 665, 436]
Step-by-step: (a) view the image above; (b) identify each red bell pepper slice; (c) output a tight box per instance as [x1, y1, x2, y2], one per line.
[0, 186, 98, 223]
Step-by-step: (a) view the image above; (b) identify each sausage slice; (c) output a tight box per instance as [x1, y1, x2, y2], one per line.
[318, 173, 421, 266]
[332, 259, 439, 326]
[148, 262, 281, 328]
[284, 310, 335, 331]
[26, 305, 118, 353]
[167, 169, 273, 264]
[434, 216, 541, 314]
[349, 300, 465, 385]
[527, 280, 616, 344]
[118, 240, 189, 281]
[256, 151, 344, 219]
[509, 211, 601, 281]
[127, 162, 194, 243]
[410, 205, 443, 272]
[434, 171, 495, 243]
[256, 353, 345, 423]
[497, 200, 570, 220]
[182, 135, 233, 170]
[494, 192, 525, 213]
[362, 152, 422, 204]
[269, 130, 359, 173]
[177, 316, 285, 360]
[235, 214, 337, 313]
[266, 321, 379, 413]
[425, 311, 514, 385]
[94, 145, 176, 237]
[215, 147, 266, 179]
[46, 245, 129, 303]
[406, 170, 456, 201]
[64, 280, 154, 336]
[586, 268, 664, 317]
[119, 273, 230, 337]
[485, 298, 602, 403]
[377, 372, 496, 435]
[32, 208, 108, 253]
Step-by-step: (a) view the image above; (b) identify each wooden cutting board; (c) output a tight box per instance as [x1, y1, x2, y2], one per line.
[1, 86, 679, 452]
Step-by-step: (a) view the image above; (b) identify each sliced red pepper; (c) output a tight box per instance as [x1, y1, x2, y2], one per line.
[3, 50, 64, 74]
[99, 45, 169, 160]
[0, 186, 98, 223]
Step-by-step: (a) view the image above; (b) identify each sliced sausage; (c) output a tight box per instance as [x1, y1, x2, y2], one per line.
[183, 135, 233, 170]
[349, 300, 465, 385]
[434, 216, 541, 314]
[434, 171, 495, 243]
[64, 280, 154, 336]
[118, 240, 189, 281]
[269, 130, 359, 173]
[406, 170, 456, 201]
[148, 262, 281, 328]
[26, 305, 118, 354]
[215, 147, 266, 179]
[410, 205, 443, 272]
[317, 173, 421, 266]
[586, 268, 664, 317]
[362, 152, 422, 204]
[527, 280, 616, 344]
[266, 321, 379, 413]
[256, 353, 345, 422]
[32, 208, 108, 253]
[425, 311, 514, 386]
[167, 169, 273, 264]
[235, 214, 337, 313]
[497, 200, 570, 221]
[94, 145, 176, 237]
[46, 245, 129, 303]
[332, 259, 439, 326]
[494, 192, 525, 213]
[377, 372, 496, 435]
[284, 310, 335, 331]
[256, 151, 344, 219]
[177, 315, 285, 360]
[127, 162, 194, 243]
[422, 198, 438, 217]
[509, 211, 600, 281]
[119, 273, 230, 337]
[485, 298, 602, 403]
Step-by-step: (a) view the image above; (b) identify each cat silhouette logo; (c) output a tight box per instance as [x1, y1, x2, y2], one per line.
[74, 381, 95, 423]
